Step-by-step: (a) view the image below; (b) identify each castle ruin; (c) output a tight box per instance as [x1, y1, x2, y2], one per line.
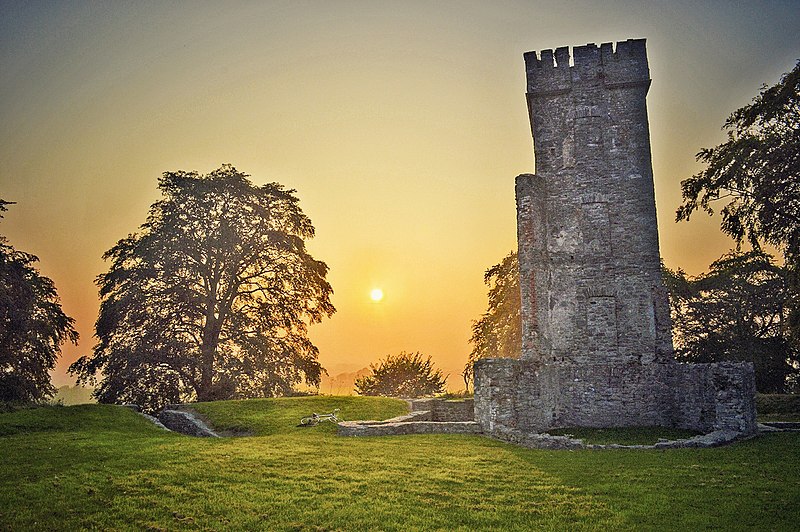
[473, 39, 757, 438]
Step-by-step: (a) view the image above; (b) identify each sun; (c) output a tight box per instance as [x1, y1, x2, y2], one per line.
[370, 288, 384, 302]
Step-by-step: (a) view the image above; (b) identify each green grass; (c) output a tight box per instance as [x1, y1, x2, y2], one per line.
[190, 395, 408, 436]
[547, 426, 701, 445]
[1, 397, 799, 531]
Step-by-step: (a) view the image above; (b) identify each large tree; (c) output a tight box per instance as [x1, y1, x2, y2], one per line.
[70, 165, 334, 410]
[663, 251, 798, 393]
[464, 251, 520, 388]
[0, 200, 78, 402]
[676, 61, 800, 347]
[676, 61, 799, 257]
[354, 352, 446, 398]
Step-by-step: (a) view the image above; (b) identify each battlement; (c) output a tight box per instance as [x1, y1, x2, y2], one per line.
[524, 39, 650, 95]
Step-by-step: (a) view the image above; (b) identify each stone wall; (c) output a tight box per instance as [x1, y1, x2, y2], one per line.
[338, 420, 481, 437]
[157, 407, 220, 437]
[474, 358, 757, 434]
[338, 400, 478, 437]
[408, 398, 474, 422]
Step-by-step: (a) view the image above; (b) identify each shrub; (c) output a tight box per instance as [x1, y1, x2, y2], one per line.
[354, 352, 447, 398]
[757, 394, 800, 418]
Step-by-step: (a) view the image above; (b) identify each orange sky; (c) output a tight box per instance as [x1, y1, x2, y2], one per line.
[1, 1, 798, 389]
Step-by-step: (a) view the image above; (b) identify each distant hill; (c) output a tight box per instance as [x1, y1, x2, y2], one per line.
[53, 385, 96, 405]
[318, 368, 371, 396]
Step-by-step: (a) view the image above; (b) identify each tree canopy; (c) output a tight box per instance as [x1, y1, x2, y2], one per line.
[1, 200, 78, 402]
[663, 251, 798, 393]
[354, 352, 446, 398]
[676, 60, 799, 258]
[70, 165, 334, 411]
[464, 251, 521, 388]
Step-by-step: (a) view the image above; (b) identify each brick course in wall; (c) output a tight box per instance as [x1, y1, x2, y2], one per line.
[474, 39, 757, 438]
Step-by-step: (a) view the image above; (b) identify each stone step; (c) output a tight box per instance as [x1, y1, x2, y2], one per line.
[338, 420, 481, 437]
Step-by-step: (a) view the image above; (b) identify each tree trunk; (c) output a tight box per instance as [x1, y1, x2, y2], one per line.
[197, 310, 221, 402]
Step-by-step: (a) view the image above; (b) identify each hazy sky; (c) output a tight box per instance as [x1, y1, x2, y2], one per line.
[1, 1, 798, 388]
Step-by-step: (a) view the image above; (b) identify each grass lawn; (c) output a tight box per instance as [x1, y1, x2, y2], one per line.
[1, 396, 798, 531]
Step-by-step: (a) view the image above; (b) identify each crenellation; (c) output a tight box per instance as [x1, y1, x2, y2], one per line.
[554, 46, 570, 68]
[571, 43, 600, 75]
[600, 42, 614, 62]
[526, 39, 651, 97]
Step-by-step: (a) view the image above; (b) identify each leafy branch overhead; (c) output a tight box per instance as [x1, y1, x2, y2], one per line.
[69, 165, 335, 411]
[676, 60, 799, 256]
[676, 60, 800, 351]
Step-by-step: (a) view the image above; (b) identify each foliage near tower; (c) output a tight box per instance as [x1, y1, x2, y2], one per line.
[677, 61, 800, 350]
[471, 250, 797, 393]
[664, 251, 797, 392]
[464, 251, 521, 387]
[676, 61, 799, 259]
[70, 166, 334, 411]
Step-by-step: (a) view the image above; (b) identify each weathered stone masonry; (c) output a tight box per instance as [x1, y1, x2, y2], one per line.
[474, 39, 757, 437]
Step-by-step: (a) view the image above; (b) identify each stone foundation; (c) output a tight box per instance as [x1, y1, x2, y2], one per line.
[338, 419, 481, 437]
[474, 358, 757, 436]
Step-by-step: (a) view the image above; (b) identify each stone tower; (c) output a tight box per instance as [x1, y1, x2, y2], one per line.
[518, 39, 674, 368]
[474, 40, 757, 438]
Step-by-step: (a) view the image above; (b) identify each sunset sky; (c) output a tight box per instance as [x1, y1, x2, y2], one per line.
[1, 1, 798, 389]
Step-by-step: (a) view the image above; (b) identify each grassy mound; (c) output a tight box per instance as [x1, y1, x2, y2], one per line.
[191, 395, 408, 436]
[1, 396, 798, 530]
[0, 403, 163, 437]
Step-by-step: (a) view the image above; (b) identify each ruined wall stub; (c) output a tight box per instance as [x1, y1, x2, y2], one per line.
[473, 40, 757, 438]
[518, 39, 673, 365]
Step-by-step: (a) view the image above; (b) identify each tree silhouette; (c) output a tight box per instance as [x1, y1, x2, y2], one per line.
[663, 251, 798, 393]
[677, 61, 800, 348]
[464, 251, 520, 388]
[70, 165, 334, 411]
[1, 200, 78, 402]
[355, 352, 446, 398]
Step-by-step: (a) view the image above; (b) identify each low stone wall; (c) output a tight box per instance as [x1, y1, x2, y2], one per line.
[760, 422, 800, 431]
[488, 426, 584, 450]
[140, 412, 170, 431]
[338, 419, 481, 437]
[474, 358, 757, 436]
[408, 398, 474, 422]
[671, 362, 757, 433]
[488, 426, 755, 450]
[338, 401, 479, 437]
[347, 410, 433, 425]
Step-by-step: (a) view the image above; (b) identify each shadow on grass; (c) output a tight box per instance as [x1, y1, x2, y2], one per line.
[546, 426, 701, 446]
